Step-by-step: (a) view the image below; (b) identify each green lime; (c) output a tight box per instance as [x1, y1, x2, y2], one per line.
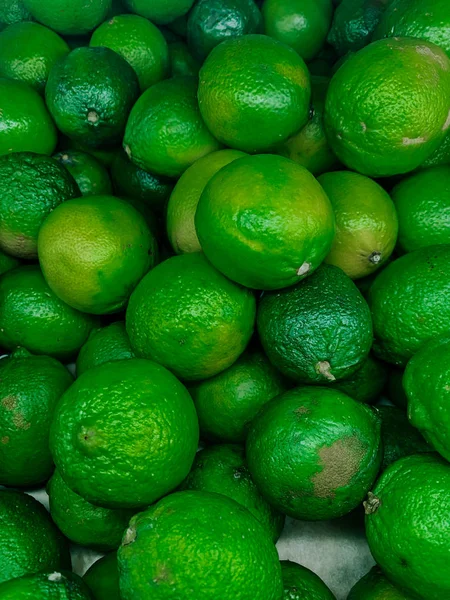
[179, 444, 285, 542]
[262, 0, 333, 61]
[365, 453, 450, 600]
[61, 137, 118, 167]
[318, 170, 398, 279]
[84, 553, 120, 600]
[54, 150, 112, 197]
[422, 131, 450, 168]
[46, 47, 139, 149]
[0, 571, 92, 599]
[123, 0, 194, 25]
[368, 245, 450, 365]
[330, 354, 388, 404]
[281, 561, 335, 599]
[0, 78, 57, 156]
[196, 154, 335, 290]
[51, 358, 199, 509]
[0, 0, 32, 30]
[118, 490, 283, 600]
[257, 264, 373, 383]
[0, 250, 19, 276]
[247, 386, 382, 519]
[325, 38, 450, 177]
[0, 490, 70, 584]
[198, 34, 311, 153]
[348, 566, 414, 599]
[0, 265, 98, 360]
[167, 149, 246, 254]
[190, 350, 288, 443]
[126, 253, 256, 381]
[124, 76, 221, 177]
[38, 195, 156, 314]
[23, 0, 111, 35]
[392, 165, 450, 254]
[386, 367, 408, 409]
[90, 15, 169, 92]
[168, 40, 200, 77]
[0, 152, 79, 259]
[76, 322, 134, 376]
[0, 348, 73, 487]
[0, 22, 69, 94]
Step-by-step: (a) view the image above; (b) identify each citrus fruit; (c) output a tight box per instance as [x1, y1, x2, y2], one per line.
[123, 0, 194, 25]
[386, 367, 408, 409]
[198, 34, 311, 153]
[90, 14, 170, 92]
[367, 245, 450, 365]
[0, 490, 70, 584]
[110, 150, 173, 213]
[348, 566, 414, 599]
[330, 353, 387, 404]
[180, 444, 285, 542]
[118, 490, 283, 600]
[373, 0, 450, 57]
[62, 137, 118, 167]
[0, 571, 93, 599]
[23, 0, 112, 35]
[247, 386, 382, 519]
[167, 149, 246, 254]
[391, 165, 450, 254]
[168, 40, 200, 77]
[51, 358, 199, 509]
[187, 0, 262, 61]
[0, 152, 79, 259]
[0, 265, 98, 359]
[377, 405, 431, 472]
[196, 154, 335, 290]
[84, 553, 120, 600]
[47, 470, 134, 551]
[76, 322, 134, 376]
[0, 348, 73, 487]
[422, 130, 450, 168]
[365, 453, 450, 600]
[124, 76, 221, 177]
[324, 38, 450, 177]
[190, 349, 288, 443]
[0, 0, 32, 30]
[54, 150, 112, 197]
[258, 264, 373, 383]
[0, 78, 57, 156]
[281, 561, 335, 599]
[318, 170, 398, 279]
[38, 195, 156, 314]
[0, 22, 69, 94]
[0, 250, 19, 276]
[262, 0, 333, 61]
[46, 47, 139, 149]
[126, 253, 256, 381]
[274, 76, 339, 176]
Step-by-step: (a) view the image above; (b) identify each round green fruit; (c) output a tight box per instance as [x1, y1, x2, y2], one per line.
[76, 322, 134, 376]
[348, 566, 414, 599]
[84, 553, 120, 600]
[0, 571, 92, 599]
[23, 0, 111, 35]
[281, 560, 335, 600]
[54, 150, 112, 197]
[123, 0, 194, 25]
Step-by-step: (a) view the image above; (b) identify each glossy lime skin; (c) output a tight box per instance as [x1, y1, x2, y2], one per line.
[90, 14, 170, 91]
[23, 0, 111, 35]
[77, 322, 134, 376]
[0, 250, 19, 275]
[187, 0, 262, 61]
[46, 47, 139, 149]
[0, 78, 57, 156]
[179, 445, 285, 542]
[38, 195, 156, 315]
[330, 354, 387, 405]
[0, 490, 70, 584]
[247, 386, 382, 520]
[347, 566, 413, 599]
[258, 265, 373, 383]
[50, 359, 199, 509]
[126, 253, 256, 381]
[325, 38, 450, 177]
[262, 0, 333, 61]
[365, 453, 450, 600]
[392, 166, 450, 254]
[118, 491, 283, 600]
[124, 77, 221, 177]
[0, 265, 98, 360]
[191, 350, 288, 443]
[196, 154, 335, 290]
[0, 152, 79, 259]
[0, 0, 32, 30]
[123, 0, 194, 25]
[198, 35, 311, 153]
[0, 22, 69, 94]
[0, 571, 92, 599]
[84, 553, 120, 600]
[54, 150, 112, 197]
[422, 131, 450, 167]
[0, 349, 73, 487]
[281, 561, 335, 600]
[47, 470, 134, 551]
[367, 245, 450, 366]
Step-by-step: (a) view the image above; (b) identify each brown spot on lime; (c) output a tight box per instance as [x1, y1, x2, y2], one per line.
[1, 395, 17, 410]
[369, 251, 381, 264]
[294, 406, 310, 415]
[1, 436, 9, 444]
[312, 436, 367, 499]
[12, 412, 30, 430]
[315, 361, 335, 382]
[122, 526, 137, 546]
[153, 563, 174, 585]
[364, 491, 381, 515]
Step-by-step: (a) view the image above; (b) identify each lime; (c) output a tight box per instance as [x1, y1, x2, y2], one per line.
[54, 150, 112, 197]
[348, 566, 413, 599]
[0, 0, 32, 30]
[123, 0, 194, 25]
[168, 40, 200, 77]
[281, 561, 335, 599]
[330, 353, 387, 404]
[0, 571, 92, 599]
[84, 553, 120, 600]
[23, 0, 111, 35]
[77, 322, 134, 376]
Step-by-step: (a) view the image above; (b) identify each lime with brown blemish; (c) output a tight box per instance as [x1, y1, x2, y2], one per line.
[318, 170, 398, 279]
[365, 453, 450, 600]
[329, 353, 388, 405]
[76, 322, 134, 376]
[84, 553, 120, 600]
[348, 566, 414, 599]
[247, 386, 382, 520]
[23, 0, 111, 35]
[0, 571, 92, 599]
[281, 560, 335, 599]
[0, 348, 73, 487]
[54, 150, 112, 197]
